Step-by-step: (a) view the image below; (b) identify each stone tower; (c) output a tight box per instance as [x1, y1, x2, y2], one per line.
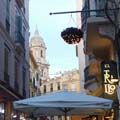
[30, 27, 49, 83]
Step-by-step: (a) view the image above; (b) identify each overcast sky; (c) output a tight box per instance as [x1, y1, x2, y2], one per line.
[29, 0, 79, 75]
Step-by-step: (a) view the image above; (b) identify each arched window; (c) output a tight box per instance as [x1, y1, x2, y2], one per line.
[43, 85, 46, 93]
[41, 69, 44, 77]
[41, 50, 43, 57]
[57, 82, 60, 90]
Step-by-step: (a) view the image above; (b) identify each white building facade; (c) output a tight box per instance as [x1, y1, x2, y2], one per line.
[76, 0, 85, 93]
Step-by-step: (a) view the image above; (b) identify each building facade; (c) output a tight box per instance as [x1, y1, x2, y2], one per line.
[40, 69, 80, 94]
[80, 0, 120, 119]
[76, 0, 85, 93]
[81, 0, 117, 95]
[40, 69, 80, 120]
[0, 0, 29, 119]
[29, 50, 41, 97]
[29, 28, 49, 95]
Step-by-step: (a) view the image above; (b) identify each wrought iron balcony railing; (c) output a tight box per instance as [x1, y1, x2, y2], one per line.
[81, 0, 115, 30]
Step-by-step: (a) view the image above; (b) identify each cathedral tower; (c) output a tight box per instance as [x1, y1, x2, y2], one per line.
[30, 28, 49, 82]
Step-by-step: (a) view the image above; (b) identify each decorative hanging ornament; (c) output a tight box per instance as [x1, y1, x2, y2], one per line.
[61, 27, 83, 44]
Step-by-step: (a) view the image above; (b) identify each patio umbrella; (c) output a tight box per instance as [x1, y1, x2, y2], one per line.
[13, 90, 113, 120]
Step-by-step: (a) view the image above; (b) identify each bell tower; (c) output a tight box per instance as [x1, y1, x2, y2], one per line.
[30, 27, 49, 82]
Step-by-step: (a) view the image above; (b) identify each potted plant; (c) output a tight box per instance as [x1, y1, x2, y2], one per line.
[61, 27, 83, 44]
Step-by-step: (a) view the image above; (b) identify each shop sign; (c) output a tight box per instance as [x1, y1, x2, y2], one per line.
[101, 61, 118, 100]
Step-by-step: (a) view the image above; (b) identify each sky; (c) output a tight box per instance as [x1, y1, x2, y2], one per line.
[29, 0, 79, 75]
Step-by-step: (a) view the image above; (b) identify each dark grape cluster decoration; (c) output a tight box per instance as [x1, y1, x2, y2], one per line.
[61, 27, 83, 44]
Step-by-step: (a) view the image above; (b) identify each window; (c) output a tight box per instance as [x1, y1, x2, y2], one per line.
[43, 85, 46, 93]
[71, 84, 76, 91]
[36, 73, 39, 81]
[57, 82, 60, 90]
[22, 67, 26, 96]
[50, 83, 53, 92]
[6, 0, 10, 33]
[6, 19, 10, 33]
[15, 13, 25, 49]
[76, 45, 78, 57]
[22, 0, 25, 13]
[14, 58, 19, 91]
[4, 47, 9, 74]
[62, 84, 68, 90]
[41, 50, 43, 57]
[15, 15, 22, 32]
[23, 26, 26, 38]
[99, 0, 106, 6]
[4, 44, 10, 83]
[15, 10, 22, 40]
[33, 77, 35, 88]
[50, 116, 54, 120]
[39, 78, 42, 86]
[58, 116, 62, 120]
[41, 69, 44, 77]
[96, 0, 107, 16]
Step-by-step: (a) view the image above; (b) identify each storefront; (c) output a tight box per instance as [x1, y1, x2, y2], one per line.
[0, 80, 24, 120]
[101, 60, 119, 120]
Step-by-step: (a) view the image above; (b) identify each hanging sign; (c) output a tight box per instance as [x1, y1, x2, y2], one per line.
[101, 61, 118, 101]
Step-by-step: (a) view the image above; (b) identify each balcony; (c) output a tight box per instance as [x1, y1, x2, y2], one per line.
[81, 0, 115, 29]
[15, 31, 25, 52]
[82, 1, 115, 57]
[84, 22, 115, 60]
